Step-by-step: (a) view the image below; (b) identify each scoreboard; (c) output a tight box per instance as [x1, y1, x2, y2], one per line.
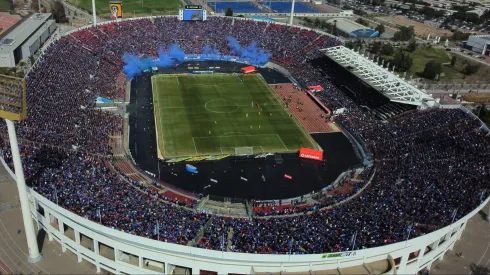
[179, 5, 207, 21]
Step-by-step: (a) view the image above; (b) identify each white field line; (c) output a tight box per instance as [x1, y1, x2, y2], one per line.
[193, 134, 280, 139]
[257, 74, 318, 150]
[159, 103, 283, 109]
[276, 134, 289, 151]
[152, 76, 164, 159]
[191, 137, 199, 155]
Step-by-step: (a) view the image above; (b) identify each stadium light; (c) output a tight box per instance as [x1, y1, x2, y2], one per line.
[289, 0, 295, 26]
[0, 75, 42, 263]
[92, 0, 97, 27]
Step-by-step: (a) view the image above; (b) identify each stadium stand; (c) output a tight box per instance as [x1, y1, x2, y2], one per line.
[0, 17, 488, 259]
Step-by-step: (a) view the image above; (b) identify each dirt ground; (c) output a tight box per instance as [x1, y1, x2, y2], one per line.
[376, 15, 452, 38]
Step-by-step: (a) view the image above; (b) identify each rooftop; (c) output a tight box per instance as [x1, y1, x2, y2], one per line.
[327, 18, 370, 33]
[0, 13, 51, 54]
[323, 46, 434, 106]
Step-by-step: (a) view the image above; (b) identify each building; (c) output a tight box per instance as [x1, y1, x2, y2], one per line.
[467, 35, 490, 55]
[0, 13, 56, 67]
[327, 18, 379, 38]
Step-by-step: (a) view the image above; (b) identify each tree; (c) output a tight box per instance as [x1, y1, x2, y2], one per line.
[462, 61, 480, 75]
[30, 0, 39, 12]
[451, 30, 470, 41]
[314, 18, 321, 27]
[381, 43, 394, 55]
[51, 1, 68, 23]
[450, 55, 457, 67]
[481, 9, 490, 24]
[393, 26, 415, 41]
[345, 40, 355, 49]
[375, 24, 385, 36]
[407, 39, 417, 52]
[370, 41, 383, 54]
[225, 8, 233, 16]
[393, 49, 413, 72]
[355, 18, 370, 27]
[422, 60, 442, 79]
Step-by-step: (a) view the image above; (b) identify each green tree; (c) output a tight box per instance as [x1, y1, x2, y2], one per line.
[356, 18, 370, 27]
[407, 39, 417, 52]
[393, 26, 415, 41]
[451, 30, 470, 41]
[450, 55, 457, 67]
[375, 24, 385, 36]
[462, 61, 480, 75]
[51, 1, 68, 23]
[30, 0, 39, 12]
[393, 49, 413, 72]
[225, 7, 233, 16]
[481, 9, 490, 24]
[381, 43, 394, 55]
[422, 60, 442, 79]
[345, 40, 355, 49]
[370, 41, 383, 54]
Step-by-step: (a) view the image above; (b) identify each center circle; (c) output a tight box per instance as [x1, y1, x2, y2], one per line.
[205, 99, 239, 114]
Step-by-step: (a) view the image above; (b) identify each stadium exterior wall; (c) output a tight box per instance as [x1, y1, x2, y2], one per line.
[1, 157, 488, 274]
[20, 17, 489, 274]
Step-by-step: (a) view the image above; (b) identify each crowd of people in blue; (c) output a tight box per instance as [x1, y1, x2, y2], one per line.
[0, 16, 488, 254]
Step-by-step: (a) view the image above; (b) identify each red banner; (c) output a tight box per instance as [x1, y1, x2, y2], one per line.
[299, 148, 323, 161]
[241, 66, 256, 74]
[307, 85, 323, 92]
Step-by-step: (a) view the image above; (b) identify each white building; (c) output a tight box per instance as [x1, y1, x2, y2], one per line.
[467, 35, 490, 55]
[0, 13, 56, 67]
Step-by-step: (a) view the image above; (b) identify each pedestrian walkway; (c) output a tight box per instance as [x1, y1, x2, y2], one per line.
[0, 165, 97, 275]
[431, 201, 490, 275]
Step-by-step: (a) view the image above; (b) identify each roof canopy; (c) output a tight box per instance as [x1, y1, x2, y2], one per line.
[323, 46, 434, 106]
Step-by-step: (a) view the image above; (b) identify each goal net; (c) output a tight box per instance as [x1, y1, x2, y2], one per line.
[235, 147, 254, 155]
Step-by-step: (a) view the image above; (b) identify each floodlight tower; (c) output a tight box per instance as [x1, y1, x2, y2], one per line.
[92, 0, 97, 27]
[289, 0, 295, 26]
[0, 75, 42, 263]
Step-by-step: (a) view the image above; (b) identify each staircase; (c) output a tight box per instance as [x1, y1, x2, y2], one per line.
[226, 228, 234, 251]
[187, 215, 215, 246]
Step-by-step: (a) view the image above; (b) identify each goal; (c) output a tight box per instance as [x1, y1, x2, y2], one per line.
[235, 147, 254, 155]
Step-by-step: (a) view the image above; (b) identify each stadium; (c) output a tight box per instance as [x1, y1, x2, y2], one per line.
[0, 13, 489, 275]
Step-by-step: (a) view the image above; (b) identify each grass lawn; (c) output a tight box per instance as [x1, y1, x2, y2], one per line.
[152, 74, 316, 159]
[0, 0, 11, 9]
[68, 0, 182, 18]
[406, 47, 451, 77]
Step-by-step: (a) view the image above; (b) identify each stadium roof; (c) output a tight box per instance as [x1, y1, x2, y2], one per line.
[323, 46, 434, 106]
[0, 13, 51, 54]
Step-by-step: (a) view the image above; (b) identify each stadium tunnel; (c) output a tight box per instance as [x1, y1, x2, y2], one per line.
[328, 18, 379, 38]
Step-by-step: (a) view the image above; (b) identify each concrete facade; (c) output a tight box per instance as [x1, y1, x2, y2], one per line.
[0, 14, 56, 67]
[467, 35, 490, 55]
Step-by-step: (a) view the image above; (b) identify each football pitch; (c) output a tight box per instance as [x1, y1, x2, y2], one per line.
[152, 74, 317, 159]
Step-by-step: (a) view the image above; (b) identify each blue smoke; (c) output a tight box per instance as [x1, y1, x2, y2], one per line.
[226, 36, 271, 65]
[122, 37, 271, 79]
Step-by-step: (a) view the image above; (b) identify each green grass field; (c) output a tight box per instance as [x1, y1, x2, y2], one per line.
[152, 74, 317, 159]
[68, 0, 182, 18]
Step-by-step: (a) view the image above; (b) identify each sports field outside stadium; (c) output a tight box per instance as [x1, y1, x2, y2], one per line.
[152, 74, 317, 159]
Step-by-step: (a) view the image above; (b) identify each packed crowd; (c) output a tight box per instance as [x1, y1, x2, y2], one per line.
[0, 16, 488, 254]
